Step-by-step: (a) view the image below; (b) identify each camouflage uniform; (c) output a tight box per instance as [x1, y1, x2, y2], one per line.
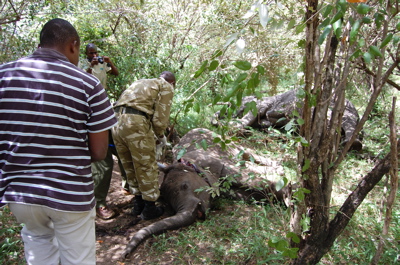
[112, 77, 174, 201]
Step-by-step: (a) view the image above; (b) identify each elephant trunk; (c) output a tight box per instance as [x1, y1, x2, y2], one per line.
[122, 209, 198, 259]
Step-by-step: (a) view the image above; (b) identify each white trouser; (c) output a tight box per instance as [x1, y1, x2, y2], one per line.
[8, 203, 96, 265]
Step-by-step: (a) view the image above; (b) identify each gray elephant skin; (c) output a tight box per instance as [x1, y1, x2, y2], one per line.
[212, 89, 363, 151]
[122, 162, 217, 259]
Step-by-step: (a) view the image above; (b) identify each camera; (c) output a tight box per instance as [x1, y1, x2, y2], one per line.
[95, 56, 104, 64]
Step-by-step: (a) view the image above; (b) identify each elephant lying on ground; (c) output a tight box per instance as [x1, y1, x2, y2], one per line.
[123, 128, 292, 259]
[173, 128, 291, 203]
[212, 89, 363, 151]
[122, 162, 218, 259]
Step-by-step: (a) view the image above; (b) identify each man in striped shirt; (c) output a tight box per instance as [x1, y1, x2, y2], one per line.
[0, 18, 117, 265]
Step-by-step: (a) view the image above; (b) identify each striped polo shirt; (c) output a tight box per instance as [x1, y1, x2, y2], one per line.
[0, 48, 117, 212]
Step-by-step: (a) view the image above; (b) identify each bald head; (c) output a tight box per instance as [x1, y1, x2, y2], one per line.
[160, 71, 176, 86]
[39, 18, 80, 49]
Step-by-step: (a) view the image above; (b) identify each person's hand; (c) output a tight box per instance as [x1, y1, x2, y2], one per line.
[157, 135, 167, 148]
[103, 56, 111, 64]
[91, 57, 99, 67]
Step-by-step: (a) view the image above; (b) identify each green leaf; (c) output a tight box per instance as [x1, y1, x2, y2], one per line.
[302, 159, 310, 172]
[276, 239, 288, 251]
[397, 22, 400, 31]
[394, 36, 400, 45]
[286, 232, 300, 244]
[337, 0, 348, 12]
[193, 60, 208, 78]
[246, 78, 254, 90]
[224, 85, 240, 101]
[369, 45, 383, 57]
[184, 102, 193, 113]
[284, 120, 294, 132]
[267, 238, 280, 246]
[177, 148, 186, 160]
[287, 19, 296, 29]
[235, 73, 248, 83]
[295, 24, 306, 34]
[380, 33, 393, 48]
[319, 17, 331, 29]
[349, 49, 362, 61]
[236, 90, 243, 107]
[333, 18, 342, 39]
[193, 102, 200, 113]
[318, 25, 332, 45]
[284, 248, 299, 259]
[356, 4, 371, 15]
[300, 137, 309, 147]
[322, 4, 333, 18]
[211, 49, 223, 59]
[213, 137, 221, 143]
[219, 105, 227, 117]
[220, 141, 226, 151]
[208, 60, 219, 71]
[256, 65, 265, 75]
[233, 60, 252, 71]
[252, 73, 260, 88]
[276, 117, 287, 124]
[374, 12, 384, 29]
[330, 11, 344, 25]
[246, 101, 258, 117]
[363, 52, 373, 63]
[362, 17, 372, 24]
[275, 177, 288, 191]
[212, 94, 221, 105]
[200, 139, 208, 151]
[349, 20, 361, 44]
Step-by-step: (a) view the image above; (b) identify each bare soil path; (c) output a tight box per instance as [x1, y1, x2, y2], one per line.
[95, 159, 177, 265]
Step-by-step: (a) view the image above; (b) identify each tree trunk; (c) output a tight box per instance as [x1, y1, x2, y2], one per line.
[290, 0, 400, 264]
[292, 139, 399, 264]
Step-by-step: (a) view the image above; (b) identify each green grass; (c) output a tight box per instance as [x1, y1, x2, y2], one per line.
[146, 199, 292, 265]
[0, 206, 24, 265]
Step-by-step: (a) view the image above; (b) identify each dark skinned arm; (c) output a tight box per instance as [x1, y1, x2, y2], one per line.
[88, 130, 109, 161]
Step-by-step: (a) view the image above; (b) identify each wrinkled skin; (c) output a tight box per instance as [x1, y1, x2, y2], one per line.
[122, 163, 217, 259]
[174, 128, 292, 204]
[212, 89, 363, 151]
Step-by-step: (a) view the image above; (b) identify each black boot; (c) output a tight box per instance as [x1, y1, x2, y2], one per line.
[140, 200, 164, 220]
[131, 195, 145, 216]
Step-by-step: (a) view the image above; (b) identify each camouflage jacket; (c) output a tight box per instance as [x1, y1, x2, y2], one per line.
[115, 77, 174, 136]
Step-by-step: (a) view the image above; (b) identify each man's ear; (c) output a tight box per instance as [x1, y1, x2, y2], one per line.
[70, 40, 79, 53]
[68, 40, 80, 66]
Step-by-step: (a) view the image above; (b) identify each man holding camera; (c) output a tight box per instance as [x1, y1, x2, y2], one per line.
[83, 43, 119, 89]
[81, 43, 121, 220]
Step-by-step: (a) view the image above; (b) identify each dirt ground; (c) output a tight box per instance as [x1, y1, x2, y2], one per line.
[95, 158, 178, 265]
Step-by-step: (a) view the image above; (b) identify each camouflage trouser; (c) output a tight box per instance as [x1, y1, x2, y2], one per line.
[111, 112, 159, 201]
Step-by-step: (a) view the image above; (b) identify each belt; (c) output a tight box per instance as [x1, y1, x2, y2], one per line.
[114, 106, 148, 118]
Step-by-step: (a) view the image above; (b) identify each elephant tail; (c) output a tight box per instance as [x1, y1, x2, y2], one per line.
[122, 209, 197, 259]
